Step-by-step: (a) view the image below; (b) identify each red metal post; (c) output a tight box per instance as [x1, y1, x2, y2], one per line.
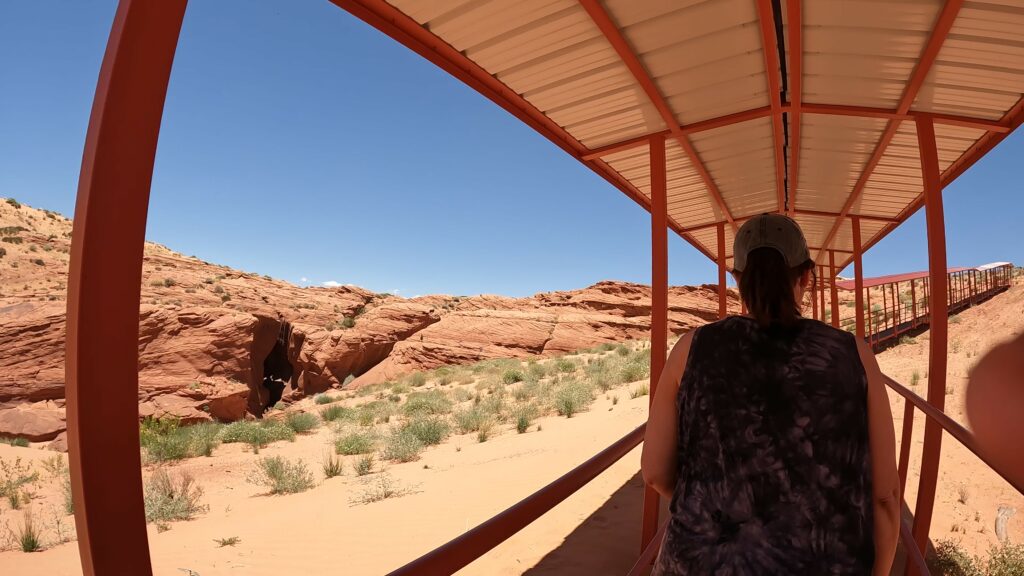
[717, 222, 727, 319]
[66, 2, 188, 575]
[911, 279, 918, 327]
[852, 216, 866, 340]
[642, 134, 668, 552]
[829, 251, 840, 328]
[866, 286, 873, 344]
[910, 114, 949, 562]
[898, 402, 914, 499]
[882, 282, 888, 333]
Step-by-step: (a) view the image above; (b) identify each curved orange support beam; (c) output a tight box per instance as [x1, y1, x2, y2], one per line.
[910, 114, 949, 561]
[67, 1, 187, 574]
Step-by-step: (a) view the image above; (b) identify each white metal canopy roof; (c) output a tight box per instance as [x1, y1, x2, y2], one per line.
[337, 0, 1024, 272]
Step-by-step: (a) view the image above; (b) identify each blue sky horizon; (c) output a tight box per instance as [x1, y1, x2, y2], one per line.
[2, 2, 1021, 298]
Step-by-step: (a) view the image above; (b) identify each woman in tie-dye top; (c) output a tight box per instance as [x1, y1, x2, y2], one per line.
[642, 214, 900, 575]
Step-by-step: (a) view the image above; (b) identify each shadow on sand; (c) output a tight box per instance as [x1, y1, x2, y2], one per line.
[520, 474, 929, 576]
[523, 472, 664, 576]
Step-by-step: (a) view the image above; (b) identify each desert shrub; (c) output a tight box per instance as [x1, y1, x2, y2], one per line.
[403, 416, 450, 446]
[511, 403, 539, 434]
[554, 358, 577, 373]
[247, 456, 315, 495]
[927, 539, 983, 576]
[314, 394, 340, 405]
[620, 361, 648, 384]
[434, 368, 454, 386]
[382, 429, 424, 462]
[502, 369, 524, 385]
[163, 278, 176, 287]
[140, 418, 222, 462]
[527, 362, 547, 381]
[5, 198, 21, 209]
[340, 316, 356, 329]
[357, 400, 395, 426]
[450, 388, 473, 403]
[911, 371, 921, 387]
[476, 419, 495, 443]
[402, 390, 453, 416]
[900, 335, 918, 345]
[335, 430, 376, 455]
[143, 469, 207, 523]
[216, 536, 241, 547]
[319, 404, 356, 422]
[408, 372, 427, 388]
[220, 420, 294, 453]
[453, 406, 488, 434]
[17, 511, 41, 552]
[597, 342, 616, 352]
[553, 380, 594, 418]
[950, 315, 962, 324]
[630, 383, 650, 399]
[353, 454, 374, 476]
[615, 344, 630, 356]
[987, 542, 1024, 576]
[322, 453, 344, 479]
[285, 412, 320, 433]
[351, 473, 410, 505]
[391, 382, 411, 394]
[0, 437, 29, 447]
[355, 382, 388, 397]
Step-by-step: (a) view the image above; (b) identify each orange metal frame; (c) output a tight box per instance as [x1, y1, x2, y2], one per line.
[66, 1, 1022, 575]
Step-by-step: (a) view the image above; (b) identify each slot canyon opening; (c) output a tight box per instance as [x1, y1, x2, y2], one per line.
[260, 322, 294, 415]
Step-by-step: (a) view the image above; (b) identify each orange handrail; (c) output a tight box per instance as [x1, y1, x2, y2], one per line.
[387, 425, 646, 575]
[883, 375, 1023, 493]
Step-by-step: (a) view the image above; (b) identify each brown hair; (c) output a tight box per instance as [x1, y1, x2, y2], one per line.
[737, 247, 815, 328]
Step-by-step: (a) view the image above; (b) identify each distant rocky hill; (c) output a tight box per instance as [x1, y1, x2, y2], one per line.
[0, 198, 739, 446]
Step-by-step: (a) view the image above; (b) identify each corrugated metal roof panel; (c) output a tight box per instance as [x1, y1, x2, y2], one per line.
[377, 0, 1022, 271]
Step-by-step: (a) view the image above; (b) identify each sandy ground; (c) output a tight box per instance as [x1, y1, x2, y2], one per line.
[1, 282, 1021, 575]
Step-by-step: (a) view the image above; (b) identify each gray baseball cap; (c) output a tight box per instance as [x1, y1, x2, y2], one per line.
[732, 213, 810, 272]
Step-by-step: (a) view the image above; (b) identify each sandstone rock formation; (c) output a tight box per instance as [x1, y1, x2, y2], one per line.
[0, 200, 739, 445]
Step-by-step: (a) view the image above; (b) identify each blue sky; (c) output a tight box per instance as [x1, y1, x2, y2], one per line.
[1, 1, 1021, 297]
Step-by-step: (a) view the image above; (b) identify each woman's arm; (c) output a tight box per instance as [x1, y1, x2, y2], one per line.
[856, 339, 901, 576]
[641, 331, 694, 500]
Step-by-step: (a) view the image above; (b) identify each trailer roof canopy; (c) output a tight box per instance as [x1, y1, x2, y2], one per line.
[336, 0, 1024, 271]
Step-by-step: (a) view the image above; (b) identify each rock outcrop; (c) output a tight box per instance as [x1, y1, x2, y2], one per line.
[0, 200, 739, 445]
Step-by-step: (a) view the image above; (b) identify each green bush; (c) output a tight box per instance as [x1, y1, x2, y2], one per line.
[502, 369, 525, 385]
[391, 382, 411, 394]
[16, 512, 41, 552]
[615, 344, 630, 356]
[357, 400, 395, 426]
[140, 418, 223, 462]
[220, 420, 295, 453]
[511, 403, 538, 434]
[314, 394, 340, 405]
[335, 430, 376, 455]
[987, 542, 1024, 576]
[554, 358, 577, 373]
[409, 372, 427, 387]
[527, 362, 547, 380]
[453, 407, 488, 434]
[630, 384, 650, 399]
[402, 390, 453, 416]
[911, 371, 921, 387]
[247, 456, 315, 495]
[553, 380, 594, 418]
[597, 342, 616, 352]
[927, 539, 983, 576]
[451, 388, 474, 403]
[322, 453, 344, 479]
[319, 404, 356, 422]
[285, 412, 320, 433]
[403, 416, 451, 446]
[353, 454, 374, 476]
[382, 429, 424, 462]
[0, 437, 29, 447]
[143, 469, 207, 523]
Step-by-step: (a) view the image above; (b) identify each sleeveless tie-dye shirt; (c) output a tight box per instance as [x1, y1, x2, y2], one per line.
[653, 316, 875, 575]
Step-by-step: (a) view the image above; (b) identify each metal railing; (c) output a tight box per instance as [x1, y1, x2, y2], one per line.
[387, 425, 645, 575]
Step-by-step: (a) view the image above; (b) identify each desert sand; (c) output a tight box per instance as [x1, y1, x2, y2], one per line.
[0, 283, 1021, 575]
